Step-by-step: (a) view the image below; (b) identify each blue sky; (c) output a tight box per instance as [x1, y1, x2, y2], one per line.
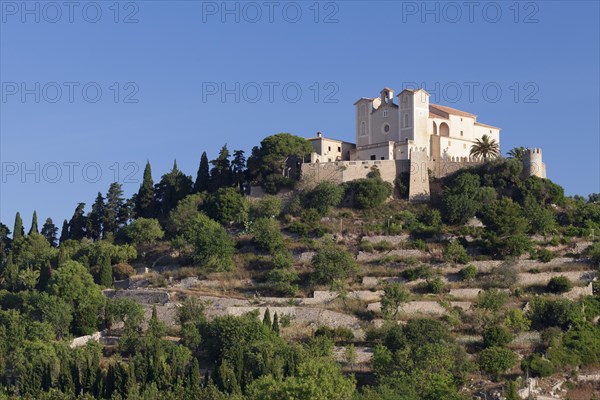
[1, 0, 599, 228]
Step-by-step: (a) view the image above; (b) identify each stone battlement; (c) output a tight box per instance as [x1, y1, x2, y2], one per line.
[301, 148, 546, 202]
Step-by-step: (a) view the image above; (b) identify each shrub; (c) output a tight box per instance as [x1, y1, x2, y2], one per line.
[348, 170, 393, 209]
[586, 241, 600, 265]
[537, 248, 556, 263]
[444, 240, 470, 264]
[266, 268, 299, 296]
[395, 172, 410, 198]
[504, 309, 531, 333]
[311, 246, 358, 287]
[475, 289, 508, 313]
[250, 195, 282, 219]
[113, 263, 136, 281]
[180, 213, 235, 271]
[401, 265, 431, 281]
[380, 282, 409, 319]
[124, 218, 165, 245]
[527, 297, 580, 329]
[483, 263, 518, 288]
[547, 276, 573, 294]
[459, 264, 478, 281]
[374, 241, 392, 251]
[425, 276, 445, 294]
[359, 241, 375, 253]
[521, 354, 555, 377]
[482, 325, 513, 348]
[478, 347, 517, 380]
[251, 218, 285, 254]
[411, 239, 428, 251]
[205, 187, 248, 224]
[303, 181, 344, 215]
[314, 326, 354, 342]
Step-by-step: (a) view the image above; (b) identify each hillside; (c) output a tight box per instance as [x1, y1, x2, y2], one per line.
[1, 134, 599, 400]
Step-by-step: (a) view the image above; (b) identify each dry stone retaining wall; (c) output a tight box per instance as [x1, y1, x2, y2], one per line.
[104, 289, 170, 305]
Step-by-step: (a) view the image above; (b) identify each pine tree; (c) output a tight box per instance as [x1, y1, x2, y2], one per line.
[13, 212, 24, 241]
[68, 203, 87, 240]
[103, 183, 125, 236]
[87, 193, 104, 240]
[262, 308, 271, 328]
[99, 255, 113, 287]
[155, 160, 193, 216]
[41, 218, 58, 247]
[272, 312, 280, 334]
[210, 145, 232, 191]
[134, 161, 156, 218]
[28, 210, 39, 235]
[193, 152, 211, 193]
[59, 219, 70, 244]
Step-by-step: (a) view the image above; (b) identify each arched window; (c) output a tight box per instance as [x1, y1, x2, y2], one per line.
[360, 121, 366, 136]
[440, 122, 450, 137]
[403, 114, 409, 128]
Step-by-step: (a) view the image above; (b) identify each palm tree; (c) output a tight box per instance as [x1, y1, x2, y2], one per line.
[470, 134, 500, 161]
[507, 146, 526, 161]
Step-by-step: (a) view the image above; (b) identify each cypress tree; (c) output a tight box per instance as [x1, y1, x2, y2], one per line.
[41, 218, 58, 247]
[231, 149, 247, 192]
[272, 312, 280, 334]
[87, 193, 104, 240]
[57, 246, 68, 266]
[193, 152, 211, 193]
[28, 210, 39, 235]
[3, 252, 18, 291]
[103, 183, 125, 236]
[134, 161, 156, 218]
[0, 223, 11, 265]
[99, 255, 113, 287]
[59, 219, 69, 244]
[210, 145, 232, 191]
[68, 203, 86, 240]
[13, 212, 24, 240]
[263, 308, 271, 328]
[38, 261, 52, 291]
[187, 358, 201, 389]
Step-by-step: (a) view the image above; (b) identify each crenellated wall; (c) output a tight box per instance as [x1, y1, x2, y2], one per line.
[522, 148, 546, 179]
[301, 148, 546, 201]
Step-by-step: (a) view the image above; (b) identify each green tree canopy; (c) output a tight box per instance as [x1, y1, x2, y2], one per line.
[180, 214, 235, 272]
[247, 133, 313, 193]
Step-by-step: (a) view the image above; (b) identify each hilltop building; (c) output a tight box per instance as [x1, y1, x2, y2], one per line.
[302, 87, 546, 201]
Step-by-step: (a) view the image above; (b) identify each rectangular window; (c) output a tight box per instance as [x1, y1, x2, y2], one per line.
[370, 155, 376, 160]
[381, 157, 385, 160]
[460, 131, 463, 136]
[338, 146, 341, 152]
[328, 146, 331, 151]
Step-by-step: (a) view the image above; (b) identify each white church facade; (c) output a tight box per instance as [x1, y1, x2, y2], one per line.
[354, 87, 501, 162]
[306, 87, 501, 163]
[302, 86, 544, 201]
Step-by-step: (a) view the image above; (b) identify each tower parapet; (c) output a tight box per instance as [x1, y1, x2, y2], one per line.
[522, 148, 546, 179]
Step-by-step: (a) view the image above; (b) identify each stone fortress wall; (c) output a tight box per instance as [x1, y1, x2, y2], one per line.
[301, 149, 546, 202]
